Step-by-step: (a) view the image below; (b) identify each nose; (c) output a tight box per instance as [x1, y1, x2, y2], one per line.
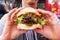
[26, 0, 38, 4]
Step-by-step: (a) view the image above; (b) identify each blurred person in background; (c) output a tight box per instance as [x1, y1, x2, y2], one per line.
[6, 1, 11, 11]
[9, 1, 13, 10]
[2, 2, 9, 12]
[57, 0, 60, 19]
[13, 2, 17, 8]
[0, 0, 60, 40]
[0, 3, 8, 19]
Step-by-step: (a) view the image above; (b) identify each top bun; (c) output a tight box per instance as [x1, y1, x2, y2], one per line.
[17, 7, 41, 17]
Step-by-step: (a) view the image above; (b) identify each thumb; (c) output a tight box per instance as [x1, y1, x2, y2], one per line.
[34, 25, 54, 39]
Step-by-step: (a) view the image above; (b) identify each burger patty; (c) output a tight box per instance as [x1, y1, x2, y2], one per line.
[15, 12, 46, 26]
[22, 12, 40, 24]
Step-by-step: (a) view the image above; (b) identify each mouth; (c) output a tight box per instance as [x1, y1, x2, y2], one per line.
[27, 2, 35, 5]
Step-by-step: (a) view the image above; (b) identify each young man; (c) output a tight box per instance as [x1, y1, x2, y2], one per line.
[0, 0, 60, 40]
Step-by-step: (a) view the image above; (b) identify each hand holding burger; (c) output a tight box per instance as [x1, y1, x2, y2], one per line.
[1, 8, 27, 40]
[34, 9, 60, 40]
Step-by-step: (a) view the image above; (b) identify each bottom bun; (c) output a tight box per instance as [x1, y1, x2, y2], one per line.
[17, 24, 42, 30]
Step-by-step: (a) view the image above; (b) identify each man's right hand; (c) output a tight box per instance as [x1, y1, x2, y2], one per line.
[1, 8, 27, 40]
[34, 9, 60, 40]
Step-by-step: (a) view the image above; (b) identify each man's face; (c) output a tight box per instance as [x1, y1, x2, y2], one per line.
[25, 0, 38, 8]
[26, 0, 38, 4]
[26, 0, 38, 3]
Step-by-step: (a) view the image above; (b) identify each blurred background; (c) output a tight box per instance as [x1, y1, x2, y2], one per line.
[0, 0, 46, 19]
[0, 0, 45, 10]
[0, 0, 60, 19]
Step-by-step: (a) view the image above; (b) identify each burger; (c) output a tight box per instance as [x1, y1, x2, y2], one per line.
[15, 7, 46, 30]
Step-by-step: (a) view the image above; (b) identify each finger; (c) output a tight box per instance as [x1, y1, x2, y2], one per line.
[43, 11, 53, 19]
[34, 28, 44, 35]
[34, 24, 54, 38]
[11, 30, 27, 39]
[34, 24, 47, 35]
[7, 8, 16, 20]
[36, 9, 46, 14]
[37, 9, 53, 18]
[32, 24, 42, 29]
[17, 30, 28, 36]
[19, 30, 27, 34]
[34, 28, 49, 38]
[11, 7, 24, 20]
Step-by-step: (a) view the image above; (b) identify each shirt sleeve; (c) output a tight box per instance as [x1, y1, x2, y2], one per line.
[53, 14, 60, 26]
[0, 14, 7, 36]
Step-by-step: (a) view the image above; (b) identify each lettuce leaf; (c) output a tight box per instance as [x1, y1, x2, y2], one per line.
[15, 16, 23, 24]
[38, 18, 46, 25]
